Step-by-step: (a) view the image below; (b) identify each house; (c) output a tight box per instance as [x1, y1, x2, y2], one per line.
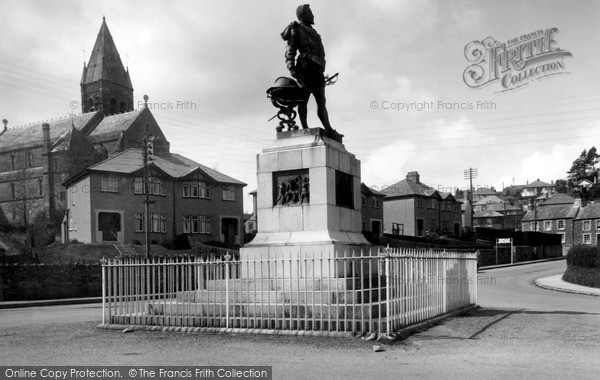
[573, 203, 600, 245]
[521, 179, 555, 198]
[472, 196, 524, 230]
[0, 18, 170, 229]
[63, 149, 246, 245]
[244, 190, 258, 234]
[382, 171, 462, 237]
[361, 183, 385, 235]
[521, 193, 578, 253]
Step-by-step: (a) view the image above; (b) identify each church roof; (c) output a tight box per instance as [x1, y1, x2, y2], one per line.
[0, 112, 100, 150]
[81, 18, 132, 89]
[78, 148, 246, 186]
[87, 109, 143, 141]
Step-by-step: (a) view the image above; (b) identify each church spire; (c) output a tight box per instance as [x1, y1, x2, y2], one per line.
[80, 17, 134, 115]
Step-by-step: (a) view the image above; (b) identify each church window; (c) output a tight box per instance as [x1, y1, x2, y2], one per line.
[110, 98, 117, 114]
[10, 155, 15, 170]
[119, 101, 126, 113]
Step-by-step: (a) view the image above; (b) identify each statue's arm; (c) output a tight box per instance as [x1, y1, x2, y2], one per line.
[281, 22, 298, 76]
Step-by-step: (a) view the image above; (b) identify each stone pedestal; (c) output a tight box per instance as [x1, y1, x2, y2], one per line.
[242, 128, 372, 277]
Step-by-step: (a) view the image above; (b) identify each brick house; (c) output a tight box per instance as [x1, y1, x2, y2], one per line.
[521, 193, 578, 253]
[361, 183, 385, 235]
[573, 203, 600, 245]
[63, 149, 246, 245]
[383, 171, 462, 237]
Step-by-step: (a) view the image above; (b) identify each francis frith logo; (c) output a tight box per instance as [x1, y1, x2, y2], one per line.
[463, 27, 572, 92]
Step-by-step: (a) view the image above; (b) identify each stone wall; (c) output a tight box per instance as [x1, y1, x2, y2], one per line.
[0, 264, 101, 301]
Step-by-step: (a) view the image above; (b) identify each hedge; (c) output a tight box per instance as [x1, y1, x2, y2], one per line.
[562, 245, 600, 288]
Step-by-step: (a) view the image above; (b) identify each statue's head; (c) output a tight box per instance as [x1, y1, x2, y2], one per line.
[296, 4, 314, 25]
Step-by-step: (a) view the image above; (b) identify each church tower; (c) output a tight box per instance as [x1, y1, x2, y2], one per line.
[81, 17, 134, 115]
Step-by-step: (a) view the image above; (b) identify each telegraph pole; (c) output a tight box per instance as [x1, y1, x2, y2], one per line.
[142, 95, 153, 258]
[463, 167, 478, 230]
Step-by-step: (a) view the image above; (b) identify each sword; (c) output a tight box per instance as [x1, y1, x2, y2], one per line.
[325, 72, 339, 86]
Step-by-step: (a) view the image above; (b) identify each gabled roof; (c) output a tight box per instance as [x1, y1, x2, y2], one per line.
[539, 193, 575, 206]
[82, 18, 132, 89]
[361, 183, 386, 197]
[474, 187, 497, 195]
[382, 178, 434, 198]
[525, 179, 552, 188]
[474, 210, 504, 218]
[503, 184, 526, 197]
[87, 109, 143, 141]
[0, 112, 100, 150]
[522, 204, 579, 221]
[575, 203, 600, 220]
[474, 195, 505, 205]
[71, 148, 246, 186]
[479, 202, 520, 212]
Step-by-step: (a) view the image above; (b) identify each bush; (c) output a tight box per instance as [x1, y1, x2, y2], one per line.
[563, 244, 600, 288]
[566, 244, 600, 269]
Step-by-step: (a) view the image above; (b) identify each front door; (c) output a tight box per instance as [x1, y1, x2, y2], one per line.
[221, 218, 238, 245]
[98, 212, 121, 241]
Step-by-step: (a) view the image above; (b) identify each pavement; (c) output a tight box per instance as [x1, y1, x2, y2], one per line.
[535, 274, 600, 296]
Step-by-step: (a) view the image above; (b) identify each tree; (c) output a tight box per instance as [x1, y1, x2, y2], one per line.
[555, 179, 570, 195]
[567, 147, 599, 183]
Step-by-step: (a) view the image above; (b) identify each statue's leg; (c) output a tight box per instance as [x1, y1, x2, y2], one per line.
[298, 99, 309, 129]
[314, 86, 333, 131]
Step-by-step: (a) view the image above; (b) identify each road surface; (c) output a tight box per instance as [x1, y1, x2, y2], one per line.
[1, 260, 599, 378]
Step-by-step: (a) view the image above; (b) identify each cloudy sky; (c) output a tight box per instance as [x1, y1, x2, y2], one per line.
[1, 0, 599, 211]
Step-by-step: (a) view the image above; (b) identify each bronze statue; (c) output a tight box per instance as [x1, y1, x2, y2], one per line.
[281, 5, 339, 137]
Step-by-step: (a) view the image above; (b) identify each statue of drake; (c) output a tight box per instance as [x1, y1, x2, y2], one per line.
[281, 4, 342, 139]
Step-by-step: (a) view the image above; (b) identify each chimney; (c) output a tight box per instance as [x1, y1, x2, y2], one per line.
[406, 171, 420, 183]
[42, 123, 55, 219]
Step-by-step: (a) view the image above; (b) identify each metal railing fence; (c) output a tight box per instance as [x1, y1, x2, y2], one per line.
[101, 247, 477, 335]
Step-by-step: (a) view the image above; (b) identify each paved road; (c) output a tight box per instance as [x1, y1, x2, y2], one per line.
[1, 260, 599, 378]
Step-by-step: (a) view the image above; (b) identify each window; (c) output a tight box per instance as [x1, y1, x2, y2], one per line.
[596, 220, 600, 230]
[182, 215, 211, 234]
[134, 178, 144, 194]
[148, 177, 165, 195]
[223, 185, 235, 201]
[372, 198, 379, 208]
[27, 152, 33, 168]
[10, 155, 15, 171]
[543, 221, 552, 231]
[101, 175, 119, 193]
[182, 181, 209, 198]
[134, 213, 145, 232]
[583, 233, 591, 244]
[150, 213, 166, 233]
[583, 220, 592, 231]
[417, 199, 424, 208]
[557, 220, 565, 230]
[429, 199, 437, 209]
[530, 221, 535, 231]
[559, 233, 566, 244]
[38, 178, 43, 196]
[361, 197, 366, 207]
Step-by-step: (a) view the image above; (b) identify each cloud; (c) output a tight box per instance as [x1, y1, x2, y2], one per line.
[362, 139, 418, 188]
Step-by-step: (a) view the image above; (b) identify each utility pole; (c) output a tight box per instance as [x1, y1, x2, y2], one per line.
[464, 167, 478, 231]
[142, 95, 153, 258]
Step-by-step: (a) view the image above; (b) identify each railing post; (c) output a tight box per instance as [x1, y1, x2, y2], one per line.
[224, 251, 232, 329]
[101, 257, 107, 325]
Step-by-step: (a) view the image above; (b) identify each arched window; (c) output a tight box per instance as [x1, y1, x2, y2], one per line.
[88, 98, 94, 111]
[103, 149, 109, 160]
[94, 96, 101, 111]
[119, 101, 126, 113]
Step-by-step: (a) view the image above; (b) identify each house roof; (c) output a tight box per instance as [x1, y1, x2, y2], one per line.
[382, 178, 434, 198]
[525, 179, 552, 188]
[480, 202, 520, 212]
[474, 195, 505, 205]
[69, 148, 246, 186]
[0, 112, 100, 150]
[474, 187, 496, 195]
[575, 203, 600, 220]
[539, 193, 575, 206]
[474, 210, 504, 218]
[361, 183, 386, 197]
[503, 184, 526, 197]
[522, 204, 579, 221]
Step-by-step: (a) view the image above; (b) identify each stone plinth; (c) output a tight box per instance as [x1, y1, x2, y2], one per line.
[242, 128, 372, 277]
